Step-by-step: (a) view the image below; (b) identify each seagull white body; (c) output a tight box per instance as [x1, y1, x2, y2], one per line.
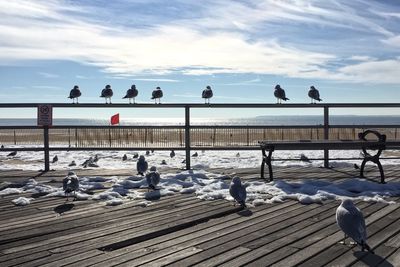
[136, 155, 148, 176]
[202, 85, 213, 104]
[274, 84, 289, 104]
[100, 85, 113, 104]
[68, 85, 81, 104]
[229, 177, 247, 207]
[63, 171, 79, 201]
[308, 85, 322, 104]
[151, 86, 163, 104]
[336, 199, 373, 253]
[123, 84, 139, 104]
[146, 166, 160, 190]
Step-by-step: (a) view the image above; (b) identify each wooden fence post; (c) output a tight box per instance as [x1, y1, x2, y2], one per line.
[44, 126, 50, 171]
[185, 106, 191, 170]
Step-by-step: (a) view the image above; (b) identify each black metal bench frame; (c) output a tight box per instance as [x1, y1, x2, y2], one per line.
[259, 130, 387, 183]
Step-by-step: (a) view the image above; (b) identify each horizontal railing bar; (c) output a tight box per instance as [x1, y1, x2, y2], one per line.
[1, 103, 400, 108]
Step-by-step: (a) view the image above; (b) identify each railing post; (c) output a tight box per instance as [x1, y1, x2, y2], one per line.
[44, 126, 50, 171]
[185, 106, 191, 170]
[324, 106, 329, 168]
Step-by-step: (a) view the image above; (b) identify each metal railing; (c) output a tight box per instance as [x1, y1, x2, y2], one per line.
[1, 103, 400, 170]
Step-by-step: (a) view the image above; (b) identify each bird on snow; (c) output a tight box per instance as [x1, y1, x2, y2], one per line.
[7, 151, 17, 157]
[100, 84, 113, 104]
[202, 85, 213, 104]
[1, 145, 4, 149]
[52, 155, 58, 163]
[93, 154, 99, 162]
[137, 155, 148, 176]
[145, 150, 150, 156]
[146, 166, 160, 191]
[274, 84, 289, 104]
[308, 85, 322, 104]
[151, 86, 163, 104]
[68, 85, 81, 104]
[192, 152, 198, 157]
[133, 153, 139, 159]
[170, 150, 175, 158]
[68, 160, 76, 167]
[63, 171, 80, 201]
[161, 159, 167, 165]
[123, 84, 139, 104]
[229, 177, 247, 208]
[336, 199, 374, 253]
[122, 154, 128, 161]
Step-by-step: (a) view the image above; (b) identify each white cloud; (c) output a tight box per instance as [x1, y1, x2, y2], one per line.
[38, 72, 59, 78]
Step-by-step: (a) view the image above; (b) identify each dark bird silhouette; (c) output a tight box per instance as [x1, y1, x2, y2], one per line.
[1, 145, 4, 149]
[133, 153, 139, 159]
[336, 199, 374, 253]
[68, 85, 81, 104]
[151, 86, 163, 104]
[274, 84, 289, 104]
[229, 177, 247, 208]
[123, 84, 139, 104]
[146, 150, 150, 156]
[354, 163, 359, 170]
[202, 85, 213, 104]
[52, 155, 58, 163]
[146, 166, 160, 191]
[137, 155, 148, 176]
[68, 160, 76, 167]
[308, 85, 322, 104]
[93, 154, 99, 162]
[122, 154, 128, 161]
[170, 150, 175, 158]
[192, 152, 198, 157]
[161, 159, 167, 165]
[63, 171, 80, 201]
[100, 84, 113, 104]
[7, 151, 17, 157]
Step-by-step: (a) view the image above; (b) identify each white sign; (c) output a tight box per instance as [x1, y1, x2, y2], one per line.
[37, 105, 53, 126]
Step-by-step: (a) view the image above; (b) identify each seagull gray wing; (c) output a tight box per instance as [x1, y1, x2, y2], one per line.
[336, 205, 366, 244]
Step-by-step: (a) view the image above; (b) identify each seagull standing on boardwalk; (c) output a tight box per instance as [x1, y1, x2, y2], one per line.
[229, 177, 247, 208]
[336, 199, 374, 253]
[63, 171, 79, 201]
[123, 84, 139, 104]
[202, 85, 213, 104]
[68, 85, 81, 104]
[151, 86, 163, 104]
[274, 84, 289, 104]
[146, 166, 160, 191]
[100, 85, 113, 104]
[137, 155, 148, 176]
[308, 85, 322, 104]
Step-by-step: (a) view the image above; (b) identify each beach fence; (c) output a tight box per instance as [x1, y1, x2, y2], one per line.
[1, 103, 400, 171]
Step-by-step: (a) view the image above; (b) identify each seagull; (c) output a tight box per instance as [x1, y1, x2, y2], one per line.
[146, 166, 160, 191]
[123, 84, 139, 104]
[336, 199, 374, 253]
[202, 85, 213, 104]
[93, 154, 99, 162]
[1, 145, 4, 149]
[308, 85, 322, 104]
[68, 85, 81, 104]
[161, 160, 167, 165]
[274, 84, 289, 104]
[68, 160, 76, 167]
[7, 151, 17, 157]
[63, 171, 80, 201]
[151, 86, 163, 104]
[229, 177, 247, 208]
[52, 155, 58, 163]
[146, 150, 150, 156]
[133, 153, 139, 159]
[170, 150, 175, 158]
[137, 155, 148, 176]
[122, 154, 128, 161]
[100, 84, 113, 104]
[192, 152, 198, 157]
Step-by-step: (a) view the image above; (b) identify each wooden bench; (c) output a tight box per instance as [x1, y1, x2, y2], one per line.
[259, 130, 389, 183]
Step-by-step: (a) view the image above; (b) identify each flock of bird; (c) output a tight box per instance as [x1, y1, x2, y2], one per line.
[68, 84, 322, 104]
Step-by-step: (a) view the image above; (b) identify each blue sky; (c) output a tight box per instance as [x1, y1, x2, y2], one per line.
[0, 0, 400, 119]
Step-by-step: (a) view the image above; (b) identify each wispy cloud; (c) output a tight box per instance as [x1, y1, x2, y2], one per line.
[0, 0, 399, 83]
[38, 72, 59, 78]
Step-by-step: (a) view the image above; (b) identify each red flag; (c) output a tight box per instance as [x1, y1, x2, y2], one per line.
[110, 113, 119, 125]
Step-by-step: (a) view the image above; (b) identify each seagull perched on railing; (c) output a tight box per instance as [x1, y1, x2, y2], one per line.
[123, 84, 139, 104]
[63, 171, 79, 201]
[202, 85, 213, 104]
[336, 199, 374, 253]
[100, 85, 113, 104]
[146, 166, 160, 191]
[308, 85, 322, 104]
[229, 177, 247, 208]
[68, 85, 81, 104]
[274, 84, 289, 104]
[137, 155, 148, 176]
[151, 86, 163, 104]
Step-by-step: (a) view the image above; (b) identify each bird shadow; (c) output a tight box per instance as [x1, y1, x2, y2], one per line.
[31, 192, 49, 198]
[54, 203, 75, 215]
[353, 251, 393, 267]
[144, 190, 161, 201]
[236, 208, 253, 217]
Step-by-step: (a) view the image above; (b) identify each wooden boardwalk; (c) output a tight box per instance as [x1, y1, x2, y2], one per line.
[0, 165, 399, 267]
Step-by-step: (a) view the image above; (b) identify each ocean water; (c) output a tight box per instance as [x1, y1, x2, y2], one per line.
[1, 115, 400, 126]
